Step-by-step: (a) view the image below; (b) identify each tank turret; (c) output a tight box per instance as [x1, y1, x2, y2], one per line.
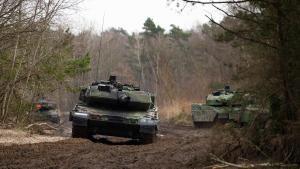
[79, 75, 153, 110]
[206, 87, 234, 106]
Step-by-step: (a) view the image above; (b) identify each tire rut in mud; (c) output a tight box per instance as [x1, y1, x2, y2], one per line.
[0, 124, 211, 169]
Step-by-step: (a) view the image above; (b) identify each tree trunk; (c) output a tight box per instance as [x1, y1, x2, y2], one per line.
[276, 1, 296, 121]
[136, 35, 145, 88]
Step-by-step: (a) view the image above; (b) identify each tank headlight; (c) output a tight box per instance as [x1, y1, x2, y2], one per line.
[140, 118, 147, 123]
[127, 119, 138, 124]
[74, 112, 89, 118]
[100, 116, 108, 121]
[139, 118, 154, 124]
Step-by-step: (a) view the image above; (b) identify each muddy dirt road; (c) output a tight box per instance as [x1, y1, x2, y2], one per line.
[0, 124, 212, 169]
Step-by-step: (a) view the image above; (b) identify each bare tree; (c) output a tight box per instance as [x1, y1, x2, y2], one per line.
[0, 0, 82, 122]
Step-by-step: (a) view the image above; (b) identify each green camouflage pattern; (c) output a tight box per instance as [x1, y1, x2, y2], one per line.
[33, 99, 60, 123]
[75, 75, 158, 123]
[206, 92, 234, 106]
[75, 104, 152, 124]
[85, 87, 152, 106]
[123, 90, 152, 105]
[192, 86, 257, 126]
[70, 76, 158, 141]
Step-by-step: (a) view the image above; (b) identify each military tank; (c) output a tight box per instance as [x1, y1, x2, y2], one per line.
[191, 86, 256, 127]
[69, 76, 158, 143]
[34, 98, 60, 123]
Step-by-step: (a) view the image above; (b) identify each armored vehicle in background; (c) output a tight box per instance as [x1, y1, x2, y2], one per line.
[191, 86, 256, 127]
[34, 98, 60, 123]
[69, 76, 158, 143]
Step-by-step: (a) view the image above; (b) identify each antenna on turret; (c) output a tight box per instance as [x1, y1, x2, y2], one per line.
[109, 75, 117, 83]
[224, 85, 230, 93]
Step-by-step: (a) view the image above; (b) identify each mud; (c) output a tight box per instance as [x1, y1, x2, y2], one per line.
[0, 123, 212, 169]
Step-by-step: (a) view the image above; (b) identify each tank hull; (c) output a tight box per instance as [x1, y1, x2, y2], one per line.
[191, 103, 256, 127]
[70, 105, 158, 141]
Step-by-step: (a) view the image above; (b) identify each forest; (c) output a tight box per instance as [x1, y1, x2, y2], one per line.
[0, 1, 242, 121]
[0, 0, 299, 168]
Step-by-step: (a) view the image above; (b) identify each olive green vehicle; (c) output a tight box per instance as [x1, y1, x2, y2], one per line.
[69, 76, 158, 143]
[34, 98, 60, 124]
[191, 86, 258, 127]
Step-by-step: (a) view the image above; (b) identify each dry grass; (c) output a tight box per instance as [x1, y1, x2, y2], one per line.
[160, 100, 196, 125]
[0, 128, 66, 146]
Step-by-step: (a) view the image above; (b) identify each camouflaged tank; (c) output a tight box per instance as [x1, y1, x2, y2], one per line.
[69, 76, 158, 143]
[34, 98, 60, 123]
[191, 86, 256, 127]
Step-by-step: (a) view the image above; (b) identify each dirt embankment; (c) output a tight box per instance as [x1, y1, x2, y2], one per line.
[0, 124, 212, 169]
[0, 129, 66, 146]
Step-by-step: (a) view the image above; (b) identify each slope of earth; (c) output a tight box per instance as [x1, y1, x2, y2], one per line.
[0, 128, 66, 146]
[0, 124, 212, 169]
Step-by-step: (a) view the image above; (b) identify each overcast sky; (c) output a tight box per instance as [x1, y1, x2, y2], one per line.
[68, 0, 225, 33]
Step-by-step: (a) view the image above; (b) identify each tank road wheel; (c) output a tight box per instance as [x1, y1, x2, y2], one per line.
[72, 125, 90, 139]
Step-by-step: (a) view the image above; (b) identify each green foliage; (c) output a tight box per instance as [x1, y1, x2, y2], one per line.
[0, 27, 92, 122]
[65, 53, 91, 77]
[202, 21, 235, 42]
[143, 17, 165, 36]
[201, 1, 300, 121]
[168, 24, 190, 40]
[35, 30, 89, 84]
[216, 31, 235, 42]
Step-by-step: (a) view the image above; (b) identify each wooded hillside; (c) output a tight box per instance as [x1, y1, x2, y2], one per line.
[60, 18, 241, 118]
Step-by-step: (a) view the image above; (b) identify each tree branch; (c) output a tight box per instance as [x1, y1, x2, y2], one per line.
[182, 0, 250, 5]
[205, 15, 277, 49]
[210, 153, 299, 168]
[211, 4, 261, 25]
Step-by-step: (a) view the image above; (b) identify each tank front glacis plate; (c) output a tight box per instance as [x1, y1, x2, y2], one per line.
[192, 104, 217, 122]
[71, 105, 158, 138]
[88, 114, 140, 125]
[192, 104, 231, 122]
[73, 105, 157, 124]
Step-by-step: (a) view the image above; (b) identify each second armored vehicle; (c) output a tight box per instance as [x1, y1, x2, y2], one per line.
[191, 86, 257, 127]
[34, 98, 60, 123]
[69, 76, 158, 143]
